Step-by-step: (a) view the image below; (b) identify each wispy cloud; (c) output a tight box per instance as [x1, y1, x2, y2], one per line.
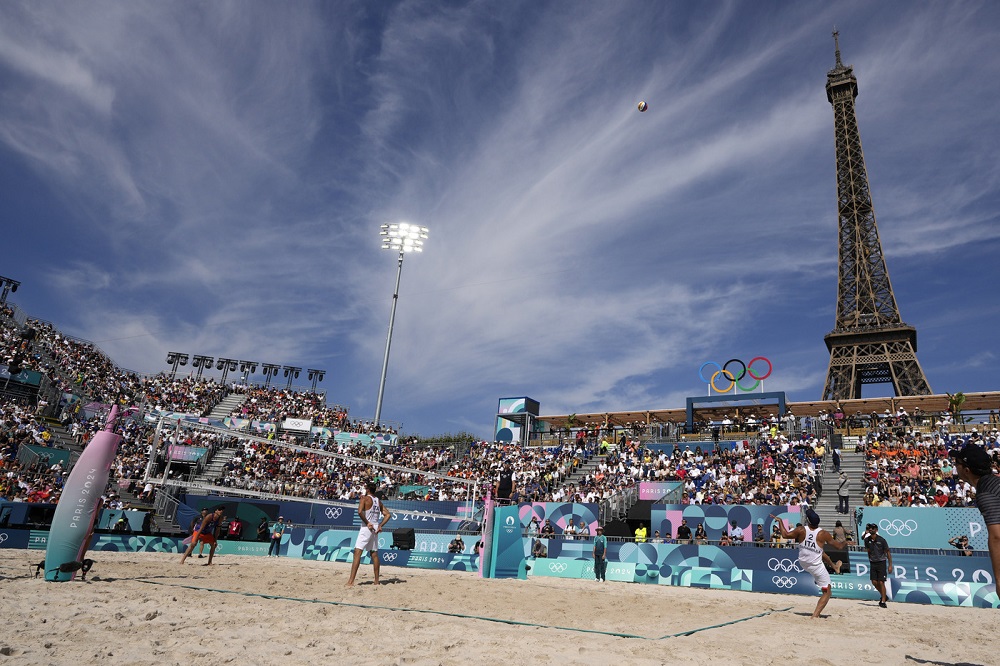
[2, 1, 999, 436]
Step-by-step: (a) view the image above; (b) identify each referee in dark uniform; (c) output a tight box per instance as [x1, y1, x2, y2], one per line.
[495, 462, 515, 502]
[951, 442, 1000, 587]
[862, 523, 892, 608]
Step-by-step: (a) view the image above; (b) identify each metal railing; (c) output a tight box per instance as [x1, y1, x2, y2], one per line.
[153, 486, 181, 524]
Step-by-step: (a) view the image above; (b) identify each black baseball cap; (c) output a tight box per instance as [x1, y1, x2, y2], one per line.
[950, 443, 994, 475]
[805, 509, 821, 527]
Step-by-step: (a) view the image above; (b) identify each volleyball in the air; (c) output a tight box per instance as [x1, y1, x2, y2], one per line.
[637, 100, 648, 112]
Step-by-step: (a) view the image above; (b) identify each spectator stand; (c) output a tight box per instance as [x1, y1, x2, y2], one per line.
[143, 417, 481, 530]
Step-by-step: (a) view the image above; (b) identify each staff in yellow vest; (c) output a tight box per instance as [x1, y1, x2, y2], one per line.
[634, 523, 647, 543]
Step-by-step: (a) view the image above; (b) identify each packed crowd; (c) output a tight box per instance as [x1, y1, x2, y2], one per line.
[8, 307, 1000, 527]
[0, 398, 64, 503]
[858, 427, 999, 508]
[226, 385, 391, 433]
[210, 436, 458, 500]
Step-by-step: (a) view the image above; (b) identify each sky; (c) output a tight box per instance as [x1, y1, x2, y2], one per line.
[2, 1, 999, 439]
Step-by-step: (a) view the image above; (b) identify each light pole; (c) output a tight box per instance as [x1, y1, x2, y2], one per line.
[307, 369, 325, 393]
[260, 363, 281, 388]
[0, 276, 19, 306]
[191, 355, 214, 379]
[238, 360, 258, 385]
[165, 352, 189, 378]
[282, 365, 301, 390]
[216, 358, 238, 385]
[374, 222, 428, 427]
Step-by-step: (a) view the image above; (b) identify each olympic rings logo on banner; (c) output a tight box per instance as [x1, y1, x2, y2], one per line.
[771, 576, 797, 589]
[879, 519, 917, 537]
[381, 552, 397, 562]
[767, 558, 801, 573]
[325, 507, 342, 519]
[549, 563, 568, 573]
[698, 357, 772, 393]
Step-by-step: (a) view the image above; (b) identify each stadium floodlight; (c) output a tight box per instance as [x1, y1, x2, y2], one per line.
[191, 355, 214, 379]
[307, 369, 325, 392]
[215, 357, 239, 384]
[282, 365, 302, 389]
[0, 275, 20, 306]
[165, 352, 190, 379]
[380, 222, 428, 253]
[238, 360, 258, 384]
[374, 223, 429, 427]
[260, 363, 281, 388]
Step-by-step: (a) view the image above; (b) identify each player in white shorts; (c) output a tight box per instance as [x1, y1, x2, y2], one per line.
[771, 509, 848, 618]
[346, 481, 391, 586]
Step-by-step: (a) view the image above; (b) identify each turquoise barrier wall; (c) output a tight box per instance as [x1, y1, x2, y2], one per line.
[527, 539, 998, 608]
[854, 506, 988, 551]
[3, 526, 994, 608]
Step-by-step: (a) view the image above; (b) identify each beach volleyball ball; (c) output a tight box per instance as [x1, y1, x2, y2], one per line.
[637, 101, 648, 112]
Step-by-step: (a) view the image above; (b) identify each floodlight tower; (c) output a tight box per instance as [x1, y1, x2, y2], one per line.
[307, 369, 325, 392]
[216, 358, 238, 384]
[283, 365, 301, 390]
[260, 363, 281, 388]
[238, 360, 258, 385]
[374, 222, 428, 427]
[191, 355, 214, 379]
[165, 352, 189, 378]
[0, 276, 20, 306]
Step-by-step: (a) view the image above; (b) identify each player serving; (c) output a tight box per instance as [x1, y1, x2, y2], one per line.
[770, 509, 849, 618]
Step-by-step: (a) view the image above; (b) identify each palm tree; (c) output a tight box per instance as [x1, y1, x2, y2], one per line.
[947, 392, 967, 433]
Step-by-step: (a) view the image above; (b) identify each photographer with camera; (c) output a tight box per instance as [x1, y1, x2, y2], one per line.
[862, 523, 893, 608]
[948, 535, 973, 556]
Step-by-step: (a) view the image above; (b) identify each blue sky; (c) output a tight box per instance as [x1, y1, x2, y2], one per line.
[2, 2, 999, 438]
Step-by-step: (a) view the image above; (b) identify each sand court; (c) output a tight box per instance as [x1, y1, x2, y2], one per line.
[0, 550, 995, 665]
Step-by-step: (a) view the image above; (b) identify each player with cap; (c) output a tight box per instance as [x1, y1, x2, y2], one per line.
[592, 525, 608, 582]
[770, 508, 849, 618]
[950, 442, 1000, 586]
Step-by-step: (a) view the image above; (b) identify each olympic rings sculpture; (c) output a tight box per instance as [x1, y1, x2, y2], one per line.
[698, 357, 772, 393]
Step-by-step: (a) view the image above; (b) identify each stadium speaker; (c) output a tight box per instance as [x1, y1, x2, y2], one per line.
[392, 528, 415, 551]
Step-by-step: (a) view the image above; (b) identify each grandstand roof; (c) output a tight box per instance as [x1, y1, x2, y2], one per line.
[539, 391, 1000, 429]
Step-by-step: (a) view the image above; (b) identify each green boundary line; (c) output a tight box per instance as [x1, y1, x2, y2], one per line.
[658, 607, 793, 639]
[136, 579, 790, 640]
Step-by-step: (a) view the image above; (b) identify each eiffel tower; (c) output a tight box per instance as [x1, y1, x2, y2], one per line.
[821, 31, 931, 401]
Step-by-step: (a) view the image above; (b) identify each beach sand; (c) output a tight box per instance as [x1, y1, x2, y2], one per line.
[0, 549, 994, 665]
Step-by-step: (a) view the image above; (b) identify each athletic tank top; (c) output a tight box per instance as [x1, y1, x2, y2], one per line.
[201, 516, 218, 534]
[798, 526, 824, 568]
[364, 496, 382, 525]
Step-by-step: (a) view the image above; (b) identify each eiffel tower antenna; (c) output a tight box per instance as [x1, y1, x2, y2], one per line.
[821, 32, 932, 401]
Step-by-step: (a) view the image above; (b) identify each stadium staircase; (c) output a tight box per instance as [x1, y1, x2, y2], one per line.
[192, 445, 240, 486]
[552, 450, 606, 495]
[207, 392, 247, 421]
[813, 446, 865, 534]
